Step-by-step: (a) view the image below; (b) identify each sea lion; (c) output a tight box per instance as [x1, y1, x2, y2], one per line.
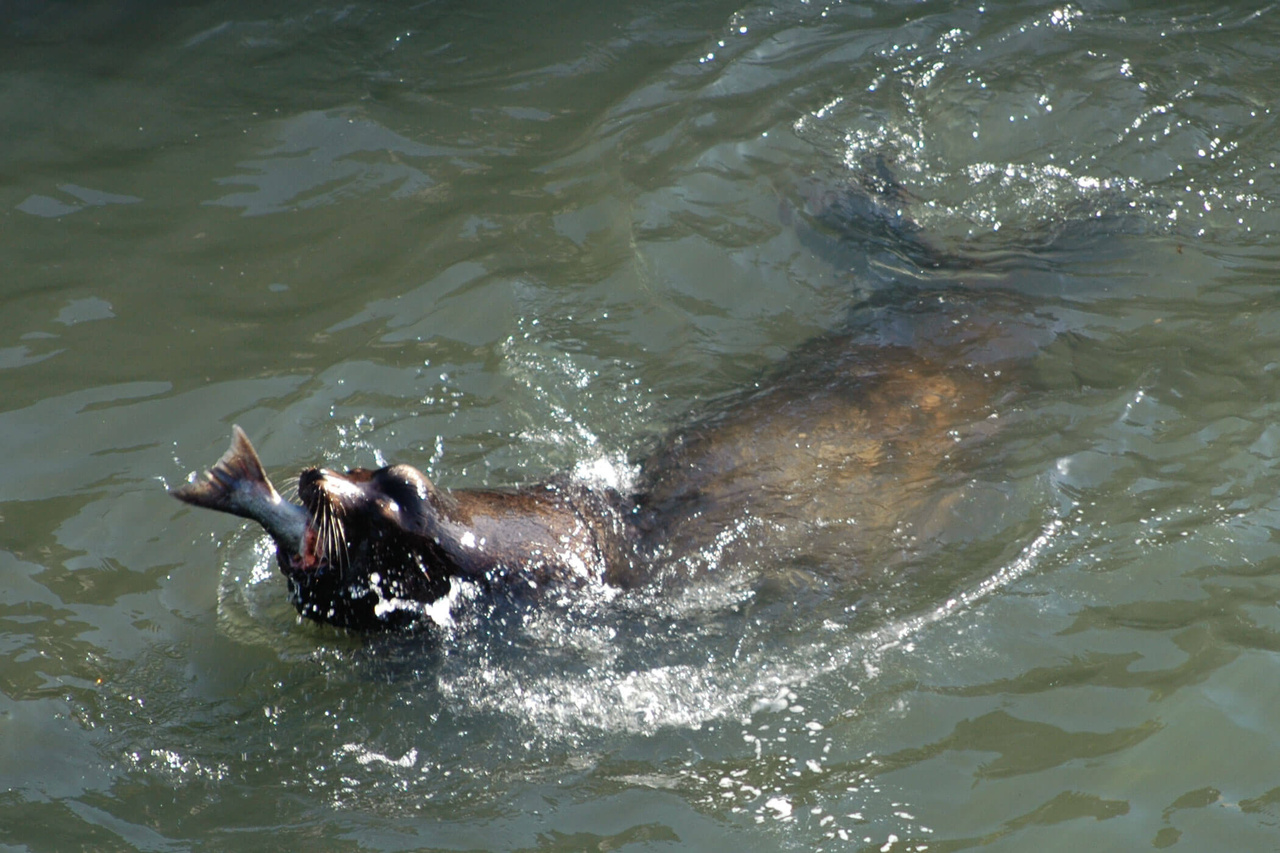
[173, 172, 1035, 630]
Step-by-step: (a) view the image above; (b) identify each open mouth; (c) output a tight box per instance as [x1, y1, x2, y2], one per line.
[289, 514, 335, 573]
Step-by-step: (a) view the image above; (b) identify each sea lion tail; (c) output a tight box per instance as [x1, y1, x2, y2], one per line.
[171, 425, 280, 515]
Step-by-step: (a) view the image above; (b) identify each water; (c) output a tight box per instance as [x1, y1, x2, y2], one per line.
[4, 1, 1280, 850]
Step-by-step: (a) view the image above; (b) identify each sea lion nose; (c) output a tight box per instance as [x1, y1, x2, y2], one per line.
[298, 468, 326, 504]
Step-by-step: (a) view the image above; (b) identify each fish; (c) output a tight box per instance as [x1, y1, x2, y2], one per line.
[171, 425, 308, 556]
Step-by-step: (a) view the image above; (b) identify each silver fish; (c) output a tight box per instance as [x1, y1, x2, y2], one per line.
[171, 425, 308, 554]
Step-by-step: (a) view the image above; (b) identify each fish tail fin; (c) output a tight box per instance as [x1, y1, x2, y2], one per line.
[171, 425, 279, 514]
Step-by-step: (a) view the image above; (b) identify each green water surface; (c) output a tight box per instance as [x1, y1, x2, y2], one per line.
[3, 1, 1280, 850]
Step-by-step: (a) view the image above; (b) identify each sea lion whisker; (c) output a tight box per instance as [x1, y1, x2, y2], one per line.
[312, 505, 325, 564]
[331, 510, 349, 570]
[322, 504, 338, 567]
[317, 499, 344, 570]
[311, 501, 332, 566]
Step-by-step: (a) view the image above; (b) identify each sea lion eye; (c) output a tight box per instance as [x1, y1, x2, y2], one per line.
[379, 497, 401, 518]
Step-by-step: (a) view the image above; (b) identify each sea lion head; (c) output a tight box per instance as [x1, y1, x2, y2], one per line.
[283, 464, 454, 629]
